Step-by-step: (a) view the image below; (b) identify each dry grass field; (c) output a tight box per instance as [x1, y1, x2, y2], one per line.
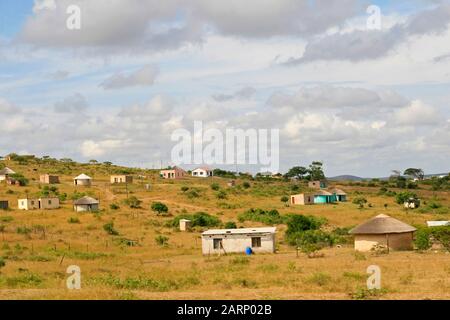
[0, 159, 449, 300]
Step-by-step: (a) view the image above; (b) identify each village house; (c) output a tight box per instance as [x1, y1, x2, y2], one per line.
[73, 196, 99, 212]
[290, 193, 315, 205]
[313, 190, 336, 204]
[73, 173, 92, 186]
[201, 227, 276, 255]
[192, 167, 213, 178]
[110, 175, 133, 184]
[18, 197, 60, 210]
[0, 167, 15, 181]
[329, 188, 347, 202]
[349, 214, 416, 252]
[308, 180, 328, 189]
[39, 174, 60, 184]
[0, 200, 8, 210]
[160, 166, 186, 179]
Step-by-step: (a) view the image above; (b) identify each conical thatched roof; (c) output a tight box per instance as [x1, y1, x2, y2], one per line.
[349, 214, 416, 235]
[74, 173, 92, 180]
[73, 196, 99, 205]
[0, 167, 15, 175]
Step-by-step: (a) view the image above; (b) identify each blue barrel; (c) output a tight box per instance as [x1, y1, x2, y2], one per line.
[245, 247, 253, 255]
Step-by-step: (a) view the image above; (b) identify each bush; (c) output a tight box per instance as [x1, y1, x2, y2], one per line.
[210, 183, 220, 191]
[0, 257, 5, 269]
[186, 190, 200, 199]
[16, 226, 31, 235]
[280, 196, 289, 204]
[151, 202, 169, 215]
[216, 191, 227, 199]
[110, 204, 120, 210]
[414, 228, 431, 250]
[155, 235, 169, 246]
[103, 222, 119, 236]
[123, 196, 142, 209]
[238, 208, 284, 225]
[181, 186, 189, 192]
[68, 217, 80, 224]
[223, 221, 237, 229]
[242, 182, 251, 189]
[414, 226, 450, 251]
[285, 215, 326, 236]
[9, 173, 29, 186]
[352, 196, 368, 208]
[166, 212, 221, 228]
[395, 191, 417, 205]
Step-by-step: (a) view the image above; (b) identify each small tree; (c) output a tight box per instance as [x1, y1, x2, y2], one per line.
[281, 196, 289, 205]
[124, 196, 142, 209]
[151, 202, 168, 215]
[352, 196, 368, 209]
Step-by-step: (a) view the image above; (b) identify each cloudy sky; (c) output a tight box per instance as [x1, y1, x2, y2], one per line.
[0, 0, 449, 177]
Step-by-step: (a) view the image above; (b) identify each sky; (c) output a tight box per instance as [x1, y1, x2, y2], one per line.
[0, 0, 449, 177]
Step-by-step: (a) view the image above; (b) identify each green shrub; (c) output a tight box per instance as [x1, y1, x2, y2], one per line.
[103, 222, 119, 236]
[242, 182, 251, 189]
[0, 257, 5, 269]
[155, 235, 169, 246]
[210, 183, 220, 191]
[238, 208, 284, 225]
[395, 191, 417, 205]
[123, 196, 142, 209]
[166, 212, 221, 228]
[151, 202, 168, 215]
[352, 196, 368, 208]
[68, 217, 80, 224]
[181, 186, 189, 192]
[110, 203, 120, 210]
[186, 190, 200, 199]
[216, 190, 227, 199]
[280, 196, 289, 203]
[285, 214, 325, 236]
[223, 221, 237, 229]
[16, 226, 31, 235]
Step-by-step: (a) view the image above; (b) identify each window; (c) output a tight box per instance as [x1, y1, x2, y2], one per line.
[213, 238, 222, 250]
[252, 237, 261, 248]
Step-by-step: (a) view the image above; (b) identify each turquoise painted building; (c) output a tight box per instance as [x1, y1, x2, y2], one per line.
[314, 190, 336, 204]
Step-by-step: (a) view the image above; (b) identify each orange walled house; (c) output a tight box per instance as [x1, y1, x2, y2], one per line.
[160, 166, 186, 179]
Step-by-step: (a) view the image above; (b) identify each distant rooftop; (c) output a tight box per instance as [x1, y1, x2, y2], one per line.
[202, 227, 276, 236]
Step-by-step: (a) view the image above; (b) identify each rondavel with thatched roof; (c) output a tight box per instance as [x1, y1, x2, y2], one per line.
[349, 214, 416, 252]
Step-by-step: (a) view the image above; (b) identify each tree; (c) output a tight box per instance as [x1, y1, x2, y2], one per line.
[404, 168, 424, 180]
[285, 166, 308, 180]
[281, 196, 289, 205]
[308, 161, 325, 181]
[89, 159, 98, 165]
[352, 196, 368, 209]
[395, 191, 417, 205]
[151, 202, 168, 215]
[103, 222, 119, 236]
[123, 196, 142, 209]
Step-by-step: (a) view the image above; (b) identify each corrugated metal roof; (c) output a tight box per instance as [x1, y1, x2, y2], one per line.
[202, 227, 276, 236]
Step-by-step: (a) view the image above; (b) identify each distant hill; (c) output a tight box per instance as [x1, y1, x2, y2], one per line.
[327, 175, 366, 181]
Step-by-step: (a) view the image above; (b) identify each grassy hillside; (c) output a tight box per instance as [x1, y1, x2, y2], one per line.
[0, 157, 449, 300]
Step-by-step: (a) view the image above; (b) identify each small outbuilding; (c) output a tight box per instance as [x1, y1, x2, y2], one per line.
[74, 174, 92, 186]
[0, 200, 8, 210]
[349, 214, 416, 252]
[18, 197, 60, 210]
[160, 166, 186, 179]
[110, 175, 133, 184]
[73, 196, 99, 212]
[179, 219, 192, 231]
[192, 167, 213, 178]
[0, 167, 16, 181]
[290, 193, 315, 205]
[40, 174, 60, 184]
[427, 221, 450, 227]
[308, 180, 327, 189]
[202, 227, 276, 255]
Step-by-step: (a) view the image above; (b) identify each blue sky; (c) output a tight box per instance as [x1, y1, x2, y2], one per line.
[0, 0, 449, 176]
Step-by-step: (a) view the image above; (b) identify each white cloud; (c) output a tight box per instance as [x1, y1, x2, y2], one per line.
[393, 100, 441, 126]
[100, 65, 159, 90]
